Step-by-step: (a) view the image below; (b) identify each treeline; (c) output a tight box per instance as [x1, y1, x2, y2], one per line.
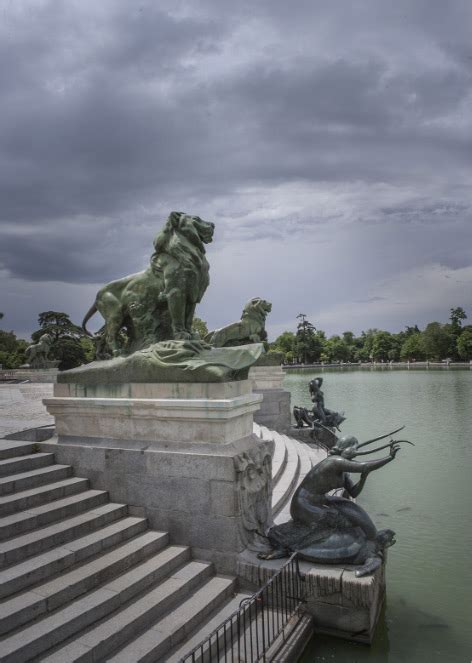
[269, 307, 472, 364]
[0, 311, 95, 370]
[1, 307, 471, 370]
[0, 311, 209, 370]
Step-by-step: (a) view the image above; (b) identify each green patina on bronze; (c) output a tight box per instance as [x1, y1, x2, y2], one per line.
[61, 212, 268, 383]
[82, 212, 215, 357]
[59, 340, 264, 384]
[205, 298, 272, 347]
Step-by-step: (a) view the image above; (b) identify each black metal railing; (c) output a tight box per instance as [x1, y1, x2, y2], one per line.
[179, 553, 305, 663]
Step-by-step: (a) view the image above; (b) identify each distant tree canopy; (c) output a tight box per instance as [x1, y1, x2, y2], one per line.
[191, 317, 209, 340]
[269, 307, 471, 364]
[2, 306, 471, 370]
[32, 311, 86, 370]
[0, 313, 28, 368]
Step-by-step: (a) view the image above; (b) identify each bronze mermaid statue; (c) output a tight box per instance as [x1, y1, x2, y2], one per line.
[259, 428, 413, 576]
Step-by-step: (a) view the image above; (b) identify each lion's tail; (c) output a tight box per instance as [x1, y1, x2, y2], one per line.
[82, 303, 98, 337]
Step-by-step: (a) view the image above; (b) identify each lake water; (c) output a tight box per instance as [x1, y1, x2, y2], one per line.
[283, 369, 472, 663]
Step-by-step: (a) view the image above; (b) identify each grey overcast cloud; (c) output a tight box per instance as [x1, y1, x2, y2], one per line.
[1, 0, 471, 339]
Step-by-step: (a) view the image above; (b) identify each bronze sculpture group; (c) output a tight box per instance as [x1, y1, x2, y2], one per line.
[260, 430, 412, 575]
[72, 210, 410, 575]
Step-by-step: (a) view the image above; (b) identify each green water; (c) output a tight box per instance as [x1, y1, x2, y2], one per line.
[283, 369, 472, 663]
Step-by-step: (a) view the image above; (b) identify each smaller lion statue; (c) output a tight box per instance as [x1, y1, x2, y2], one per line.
[205, 298, 272, 347]
[25, 333, 53, 367]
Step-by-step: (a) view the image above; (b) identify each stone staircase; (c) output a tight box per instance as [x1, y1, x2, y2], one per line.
[254, 423, 326, 525]
[0, 427, 323, 662]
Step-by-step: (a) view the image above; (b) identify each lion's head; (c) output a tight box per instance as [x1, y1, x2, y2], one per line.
[154, 212, 214, 256]
[241, 298, 272, 323]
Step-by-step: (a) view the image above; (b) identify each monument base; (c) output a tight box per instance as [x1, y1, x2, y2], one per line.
[250, 365, 291, 433]
[43, 380, 273, 574]
[4, 367, 59, 383]
[237, 550, 386, 644]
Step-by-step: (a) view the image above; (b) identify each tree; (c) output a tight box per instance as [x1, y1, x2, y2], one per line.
[450, 307, 467, 332]
[295, 314, 318, 363]
[400, 333, 425, 361]
[53, 338, 87, 370]
[449, 307, 467, 359]
[421, 322, 453, 360]
[192, 317, 208, 339]
[371, 331, 398, 361]
[0, 329, 28, 368]
[32, 311, 83, 343]
[324, 335, 352, 362]
[271, 331, 296, 362]
[32, 311, 86, 370]
[457, 328, 472, 360]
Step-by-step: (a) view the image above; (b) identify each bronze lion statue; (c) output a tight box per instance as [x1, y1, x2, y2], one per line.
[205, 298, 272, 347]
[82, 212, 215, 356]
[25, 333, 53, 367]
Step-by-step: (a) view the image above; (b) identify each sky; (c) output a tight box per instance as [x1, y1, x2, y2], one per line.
[0, 0, 471, 341]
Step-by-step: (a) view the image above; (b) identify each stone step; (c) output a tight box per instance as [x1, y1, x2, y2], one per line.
[0, 453, 54, 478]
[31, 561, 215, 663]
[0, 464, 72, 496]
[0, 477, 89, 517]
[274, 435, 313, 525]
[0, 441, 34, 461]
[0, 489, 109, 541]
[271, 431, 288, 485]
[0, 516, 147, 600]
[104, 575, 235, 663]
[166, 592, 251, 662]
[223, 605, 287, 662]
[305, 441, 326, 467]
[0, 502, 127, 567]
[271, 435, 300, 517]
[0, 531, 173, 637]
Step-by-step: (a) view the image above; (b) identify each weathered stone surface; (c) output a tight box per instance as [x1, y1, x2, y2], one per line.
[44, 392, 263, 446]
[254, 351, 284, 367]
[42, 435, 270, 563]
[253, 389, 291, 433]
[237, 549, 385, 643]
[250, 365, 285, 390]
[54, 380, 251, 399]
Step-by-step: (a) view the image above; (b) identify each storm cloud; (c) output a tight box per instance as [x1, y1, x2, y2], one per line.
[1, 0, 471, 337]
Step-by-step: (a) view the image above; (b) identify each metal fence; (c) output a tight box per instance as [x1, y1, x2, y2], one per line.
[180, 553, 306, 663]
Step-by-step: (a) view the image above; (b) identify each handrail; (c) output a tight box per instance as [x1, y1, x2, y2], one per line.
[179, 553, 305, 663]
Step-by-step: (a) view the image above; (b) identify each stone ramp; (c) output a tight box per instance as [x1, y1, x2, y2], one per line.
[0, 440, 246, 663]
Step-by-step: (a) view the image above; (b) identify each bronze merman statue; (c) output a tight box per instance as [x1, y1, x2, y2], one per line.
[259, 428, 413, 576]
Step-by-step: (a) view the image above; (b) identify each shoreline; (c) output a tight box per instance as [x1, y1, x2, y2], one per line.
[282, 361, 472, 371]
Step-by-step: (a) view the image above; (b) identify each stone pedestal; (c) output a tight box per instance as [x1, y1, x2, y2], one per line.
[6, 368, 59, 383]
[250, 365, 291, 433]
[237, 550, 385, 644]
[43, 380, 273, 574]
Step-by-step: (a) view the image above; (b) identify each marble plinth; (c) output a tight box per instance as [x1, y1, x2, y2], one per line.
[42, 379, 273, 574]
[249, 365, 291, 433]
[44, 380, 262, 447]
[237, 549, 386, 644]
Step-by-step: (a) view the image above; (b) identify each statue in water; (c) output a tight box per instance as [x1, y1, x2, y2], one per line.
[293, 377, 345, 430]
[259, 427, 413, 576]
